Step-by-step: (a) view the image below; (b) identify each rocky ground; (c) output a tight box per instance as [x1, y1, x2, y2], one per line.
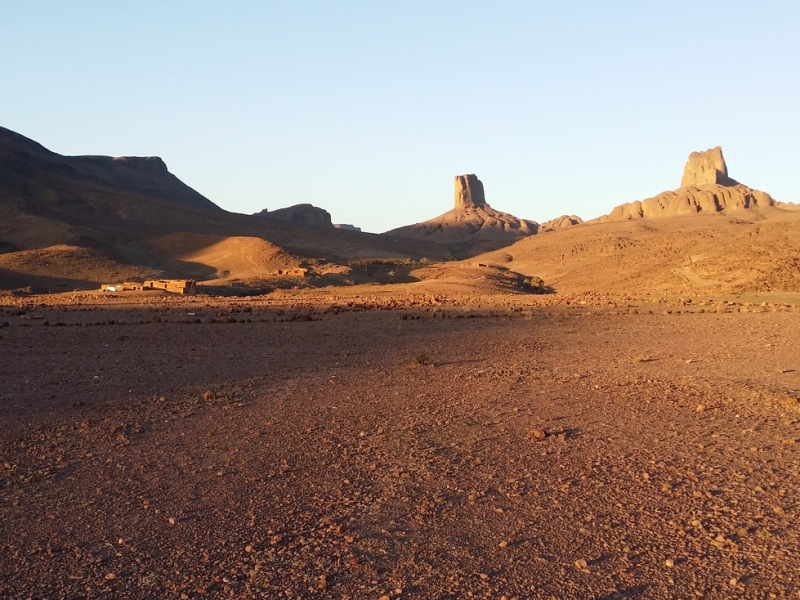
[1, 293, 799, 599]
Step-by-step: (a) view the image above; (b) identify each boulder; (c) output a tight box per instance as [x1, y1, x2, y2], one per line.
[539, 215, 583, 232]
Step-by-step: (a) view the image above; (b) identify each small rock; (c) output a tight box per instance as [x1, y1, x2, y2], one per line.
[105, 573, 117, 580]
[530, 429, 547, 440]
[203, 390, 216, 401]
[777, 394, 798, 406]
[695, 404, 705, 412]
[168, 517, 176, 525]
[665, 559, 675, 568]
[574, 559, 588, 569]
[499, 540, 508, 548]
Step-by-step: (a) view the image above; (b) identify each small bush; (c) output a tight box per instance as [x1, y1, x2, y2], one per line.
[410, 353, 433, 366]
[522, 276, 547, 293]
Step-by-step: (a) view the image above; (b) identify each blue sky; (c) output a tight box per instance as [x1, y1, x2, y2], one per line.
[2, 1, 798, 232]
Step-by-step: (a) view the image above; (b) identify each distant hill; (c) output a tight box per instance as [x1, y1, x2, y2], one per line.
[385, 174, 540, 255]
[466, 146, 800, 295]
[599, 147, 775, 222]
[474, 207, 800, 295]
[0, 126, 445, 292]
[254, 203, 333, 228]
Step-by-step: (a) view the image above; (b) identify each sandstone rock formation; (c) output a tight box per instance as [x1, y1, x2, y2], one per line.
[680, 146, 737, 187]
[604, 186, 773, 220]
[454, 174, 486, 209]
[601, 147, 775, 222]
[256, 204, 333, 228]
[539, 215, 583, 232]
[385, 174, 538, 255]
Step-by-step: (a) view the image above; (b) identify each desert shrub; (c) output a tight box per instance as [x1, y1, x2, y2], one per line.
[522, 276, 546, 292]
[410, 353, 433, 366]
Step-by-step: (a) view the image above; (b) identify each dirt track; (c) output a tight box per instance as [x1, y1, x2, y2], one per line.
[1, 297, 799, 599]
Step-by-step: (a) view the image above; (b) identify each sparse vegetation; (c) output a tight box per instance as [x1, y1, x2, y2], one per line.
[521, 276, 548, 293]
[348, 258, 438, 269]
[632, 356, 657, 364]
[410, 352, 433, 366]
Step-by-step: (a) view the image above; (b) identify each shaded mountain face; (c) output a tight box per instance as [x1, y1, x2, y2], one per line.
[0, 126, 448, 291]
[600, 147, 774, 222]
[0, 125, 220, 214]
[0, 125, 229, 254]
[254, 203, 333, 228]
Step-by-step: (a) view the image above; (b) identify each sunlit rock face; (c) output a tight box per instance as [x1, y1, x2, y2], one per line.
[680, 146, 737, 187]
[454, 174, 487, 209]
[600, 146, 775, 221]
[385, 174, 539, 254]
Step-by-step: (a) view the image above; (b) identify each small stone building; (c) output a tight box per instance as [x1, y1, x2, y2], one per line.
[143, 279, 197, 294]
[100, 282, 144, 292]
[273, 268, 308, 277]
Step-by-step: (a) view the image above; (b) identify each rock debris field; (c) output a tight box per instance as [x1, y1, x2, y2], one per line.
[0, 293, 799, 599]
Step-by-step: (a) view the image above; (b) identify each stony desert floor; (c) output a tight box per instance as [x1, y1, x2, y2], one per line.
[1, 292, 799, 599]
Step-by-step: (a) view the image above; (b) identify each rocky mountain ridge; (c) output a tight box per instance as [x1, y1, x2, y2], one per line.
[600, 147, 776, 221]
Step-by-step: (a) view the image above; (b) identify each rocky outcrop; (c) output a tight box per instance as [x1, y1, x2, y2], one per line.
[334, 223, 362, 232]
[256, 204, 333, 228]
[385, 174, 538, 254]
[680, 146, 738, 187]
[605, 186, 773, 220]
[601, 147, 775, 222]
[454, 174, 486, 209]
[539, 215, 583, 232]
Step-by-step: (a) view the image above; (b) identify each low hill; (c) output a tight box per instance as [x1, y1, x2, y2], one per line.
[599, 147, 775, 222]
[385, 174, 540, 254]
[475, 206, 800, 295]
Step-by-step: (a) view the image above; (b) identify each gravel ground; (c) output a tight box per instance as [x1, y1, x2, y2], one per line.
[1, 298, 799, 599]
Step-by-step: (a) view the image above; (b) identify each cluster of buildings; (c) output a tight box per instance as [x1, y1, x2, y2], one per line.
[100, 279, 197, 295]
[101, 268, 308, 295]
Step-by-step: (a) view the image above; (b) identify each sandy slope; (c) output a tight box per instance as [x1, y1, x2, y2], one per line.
[475, 207, 800, 295]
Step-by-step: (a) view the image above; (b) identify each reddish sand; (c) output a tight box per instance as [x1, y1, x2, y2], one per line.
[1, 292, 799, 599]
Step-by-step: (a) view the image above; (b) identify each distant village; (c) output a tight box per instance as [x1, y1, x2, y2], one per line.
[100, 267, 309, 295]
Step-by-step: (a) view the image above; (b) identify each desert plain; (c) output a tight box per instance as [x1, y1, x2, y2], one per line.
[2, 130, 800, 599]
[1, 288, 799, 600]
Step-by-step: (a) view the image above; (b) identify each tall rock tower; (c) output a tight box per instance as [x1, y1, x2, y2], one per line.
[454, 174, 487, 209]
[680, 146, 738, 187]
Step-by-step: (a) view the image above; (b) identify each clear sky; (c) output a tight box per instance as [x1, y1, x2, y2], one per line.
[2, 1, 798, 232]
